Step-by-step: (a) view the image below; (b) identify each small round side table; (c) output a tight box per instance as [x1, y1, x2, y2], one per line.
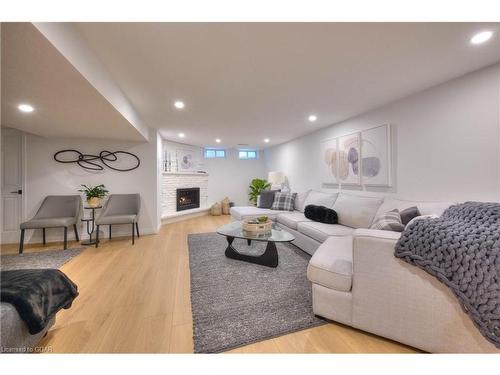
[81, 206, 102, 245]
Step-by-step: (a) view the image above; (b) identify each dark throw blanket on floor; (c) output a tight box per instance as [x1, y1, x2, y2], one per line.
[1, 269, 79, 334]
[395, 202, 500, 348]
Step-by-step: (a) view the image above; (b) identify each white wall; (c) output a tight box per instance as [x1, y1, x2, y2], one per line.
[23, 128, 160, 243]
[265, 63, 500, 203]
[204, 148, 267, 206]
[162, 140, 267, 206]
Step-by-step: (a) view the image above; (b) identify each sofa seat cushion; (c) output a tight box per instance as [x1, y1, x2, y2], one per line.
[20, 217, 76, 229]
[276, 212, 312, 230]
[307, 236, 353, 292]
[230, 206, 287, 221]
[297, 221, 354, 243]
[96, 214, 137, 225]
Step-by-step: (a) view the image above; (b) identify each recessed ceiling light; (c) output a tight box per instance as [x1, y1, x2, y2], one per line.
[178, 133, 185, 138]
[174, 101, 185, 109]
[18, 104, 34, 113]
[215, 138, 221, 143]
[264, 138, 270, 143]
[470, 31, 493, 45]
[308, 114, 317, 122]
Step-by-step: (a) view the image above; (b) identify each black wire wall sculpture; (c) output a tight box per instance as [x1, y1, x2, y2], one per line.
[53, 149, 141, 172]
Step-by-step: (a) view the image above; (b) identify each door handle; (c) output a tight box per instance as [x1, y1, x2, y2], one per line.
[10, 189, 22, 194]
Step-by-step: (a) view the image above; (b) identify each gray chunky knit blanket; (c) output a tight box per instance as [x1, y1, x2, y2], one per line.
[395, 202, 500, 348]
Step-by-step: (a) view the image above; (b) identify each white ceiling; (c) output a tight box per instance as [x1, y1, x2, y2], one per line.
[2, 23, 500, 147]
[1, 23, 145, 141]
[72, 22, 500, 149]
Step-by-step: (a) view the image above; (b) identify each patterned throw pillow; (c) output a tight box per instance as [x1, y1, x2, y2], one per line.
[370, 209, 405, 232]
[271, 192, 297, 211]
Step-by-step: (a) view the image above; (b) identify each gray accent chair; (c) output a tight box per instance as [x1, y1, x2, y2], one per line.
[19, 195, 81, 254]
[95, 194, 140, 247]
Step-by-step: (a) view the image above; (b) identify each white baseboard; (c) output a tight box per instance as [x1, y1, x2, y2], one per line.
[161, 209, 210, 224]
[2, 225, 157, 245]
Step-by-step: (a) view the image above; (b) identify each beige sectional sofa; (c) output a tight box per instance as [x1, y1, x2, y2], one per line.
[230, 190, 499, 353]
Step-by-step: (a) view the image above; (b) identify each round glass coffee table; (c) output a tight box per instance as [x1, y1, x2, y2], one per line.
[216, 221, 295, 268]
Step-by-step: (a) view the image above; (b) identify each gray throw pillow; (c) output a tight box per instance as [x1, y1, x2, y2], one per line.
[258, 190, 279, 208]
[400, 206, 421, 225]
[370, 209, 405, 232]
[271, 192, 297, 211]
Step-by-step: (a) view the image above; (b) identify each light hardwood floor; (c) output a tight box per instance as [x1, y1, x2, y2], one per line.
[1, 215, 419, 353]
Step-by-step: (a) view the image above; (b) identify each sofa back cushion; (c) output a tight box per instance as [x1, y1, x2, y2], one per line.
[332, 193, 384, 228]
[375, 198, 454, 220]
[303, 190, 338, 209]
[293, 190, 311, 212]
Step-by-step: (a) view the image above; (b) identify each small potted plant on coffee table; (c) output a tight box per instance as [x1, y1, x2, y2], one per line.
[79, 184, 109, 208]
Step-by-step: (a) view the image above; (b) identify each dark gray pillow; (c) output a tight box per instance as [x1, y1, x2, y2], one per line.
[258, 190, 279, 208]
[400, 206, 421, 225]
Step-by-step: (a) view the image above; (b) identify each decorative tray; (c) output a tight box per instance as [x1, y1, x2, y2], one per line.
[242, 218, 272, 234]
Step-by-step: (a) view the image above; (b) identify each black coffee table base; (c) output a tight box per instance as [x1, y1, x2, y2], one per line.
[224, 236, 278, 268]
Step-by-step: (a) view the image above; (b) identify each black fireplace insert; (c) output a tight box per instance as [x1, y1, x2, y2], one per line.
[176, 187, 200, 211]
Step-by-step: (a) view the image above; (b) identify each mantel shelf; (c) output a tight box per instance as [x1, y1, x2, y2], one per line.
[163, 172, 209, 176]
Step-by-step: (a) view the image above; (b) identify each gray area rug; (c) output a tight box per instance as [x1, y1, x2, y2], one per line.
[188, 232, 326, 353]
[0, 247, 85, 271]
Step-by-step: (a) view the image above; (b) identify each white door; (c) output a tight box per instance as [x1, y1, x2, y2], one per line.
[1, 127, 24, 244]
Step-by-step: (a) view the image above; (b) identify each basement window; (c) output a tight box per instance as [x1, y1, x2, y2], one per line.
[238, 150, 258, 159]
[204, 149, 226, 159]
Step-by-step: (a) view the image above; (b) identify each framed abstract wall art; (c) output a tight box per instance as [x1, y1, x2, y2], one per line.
[338, 132, 361, 185]
[360, 124, 392, 187]
[320, 124, 392, 188]
[320, 137, 340, 185]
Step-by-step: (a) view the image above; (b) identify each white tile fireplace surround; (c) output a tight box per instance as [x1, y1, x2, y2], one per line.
[161, 172, 209, 218]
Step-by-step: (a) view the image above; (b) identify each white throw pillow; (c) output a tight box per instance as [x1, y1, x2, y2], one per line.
[405, 214, 438, 230]
[333, 193, 384, 229]
[375, 197, 454, 219]
[293, 190, 311, 212]
[303, 190, 338, 209]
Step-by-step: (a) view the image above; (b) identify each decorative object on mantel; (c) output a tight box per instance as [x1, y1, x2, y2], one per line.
[54, 149, 140, 172]
[210, 202, 222, 216]
[78, 184, 109, 208]
[221, 197, 231, 215]
[248, 178, 271, 206]
[176, 148, 196, 172]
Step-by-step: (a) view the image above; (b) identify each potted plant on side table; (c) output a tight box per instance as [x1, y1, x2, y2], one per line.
[78, 184, 109, 208]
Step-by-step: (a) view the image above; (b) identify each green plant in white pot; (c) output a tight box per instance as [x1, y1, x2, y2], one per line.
[248, 178, 271, 206]
[79, 184, 109, 208]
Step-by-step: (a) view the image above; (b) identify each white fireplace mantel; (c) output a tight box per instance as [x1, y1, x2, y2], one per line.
[161, 173, 209, 218]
